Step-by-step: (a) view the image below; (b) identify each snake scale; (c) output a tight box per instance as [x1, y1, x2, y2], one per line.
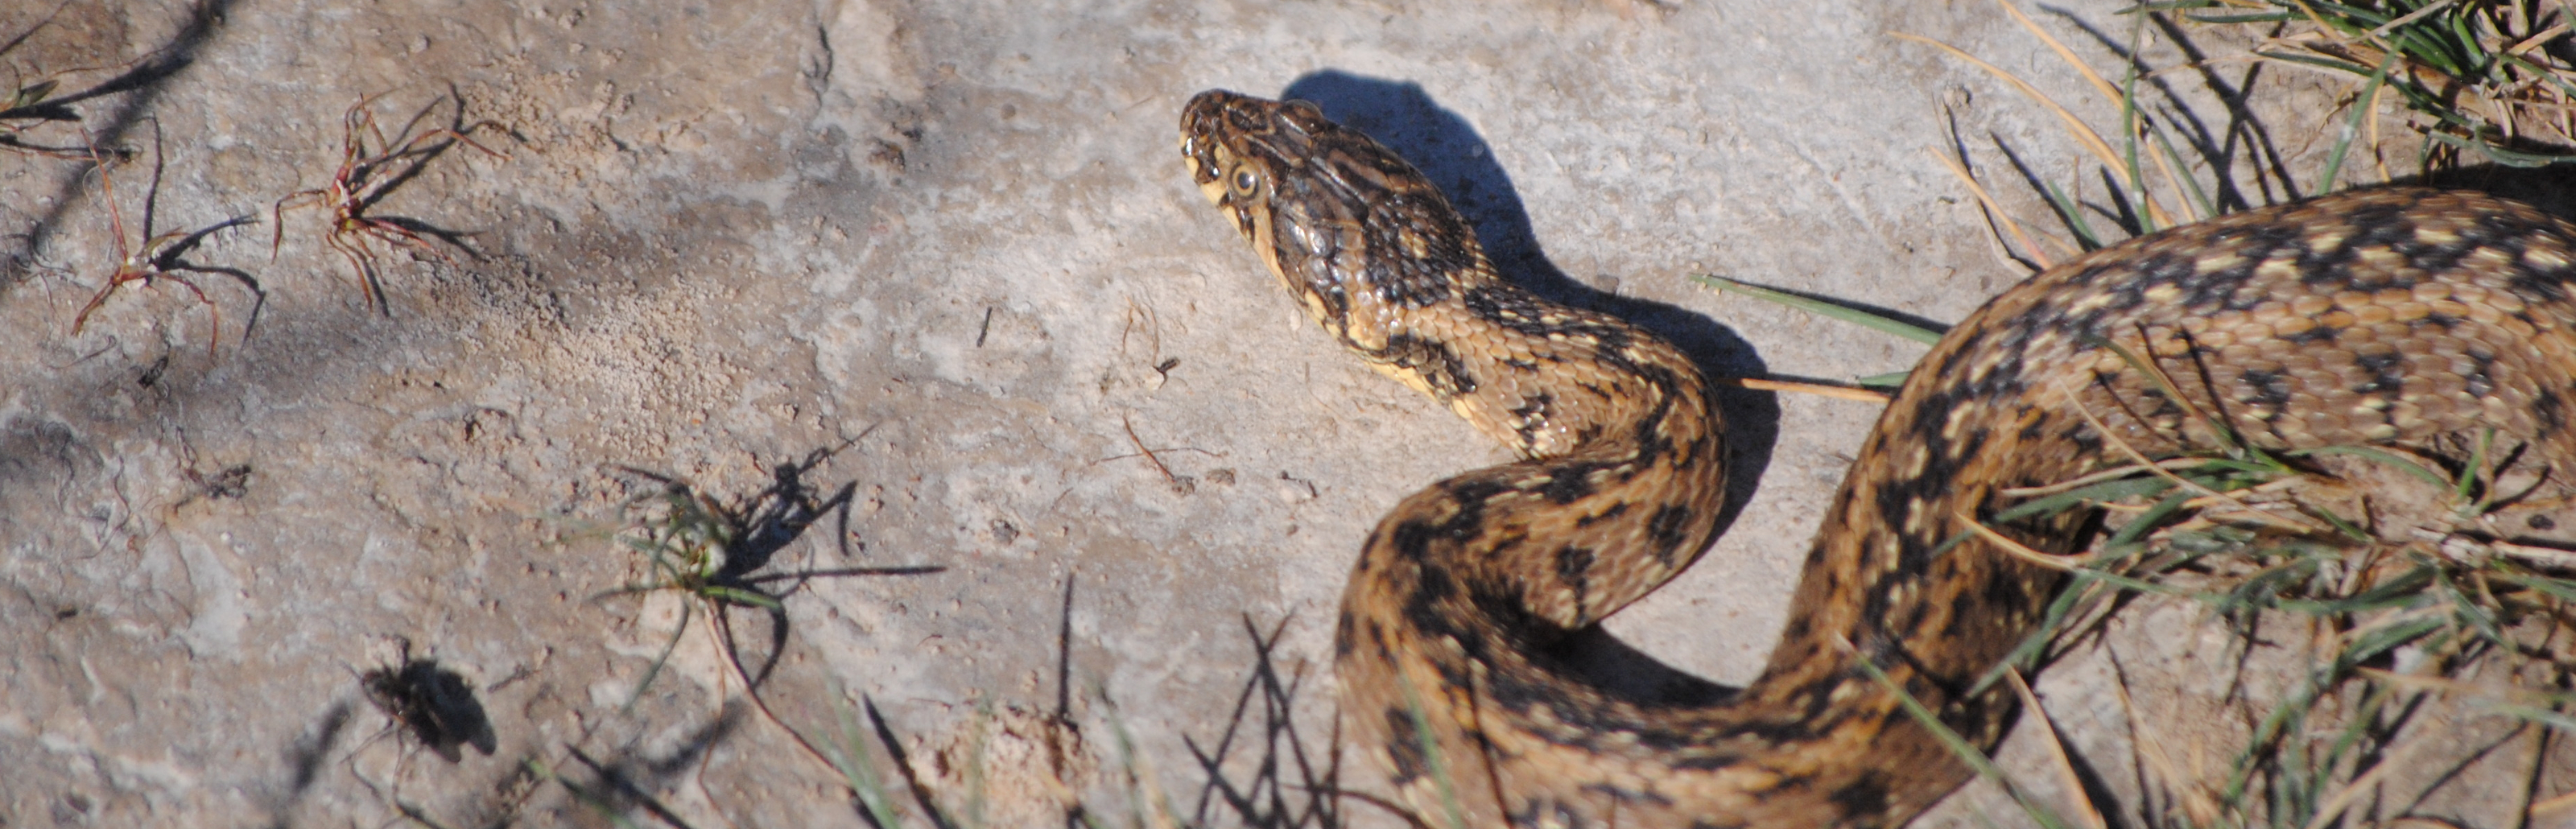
[1180, 89, 2576, 828]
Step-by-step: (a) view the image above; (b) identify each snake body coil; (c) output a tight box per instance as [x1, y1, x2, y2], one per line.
[1180, 89, 2576, 828]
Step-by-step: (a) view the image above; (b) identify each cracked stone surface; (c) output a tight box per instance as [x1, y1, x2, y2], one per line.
[4, 1, 2571, 827]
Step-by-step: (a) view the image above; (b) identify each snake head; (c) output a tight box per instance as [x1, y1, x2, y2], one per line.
[1179, 89, 1325, 238]
[1179, 89, 1494, 342]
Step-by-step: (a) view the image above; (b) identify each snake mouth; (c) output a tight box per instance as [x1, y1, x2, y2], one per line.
[1179, 90, 1240, 208]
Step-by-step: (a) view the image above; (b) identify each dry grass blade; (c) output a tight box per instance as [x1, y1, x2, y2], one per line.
[1838, 635, 2079, 829]
[2003, 669, 2110, 829]
[2048, 377, 2277, 522]
[1993, 0, 2120, 103]
[2491, 540, 2576, 569]
[2004, 456, 2251, 499]
[2091, 332, 2257, 458]
[2508, 22, 2573, 56]
[271, 92, 509, 314]
[1893, 31, 2174, 229]
[1929, 146, 2056, 271]
[1959, 508, 2095, 571]
[68, 126, 258, 355]
[2112, 654, 2228, 827]
[1721, 376, 1893, 402]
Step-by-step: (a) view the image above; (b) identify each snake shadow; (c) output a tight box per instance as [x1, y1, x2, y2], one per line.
[1280, 71, 1778, 706]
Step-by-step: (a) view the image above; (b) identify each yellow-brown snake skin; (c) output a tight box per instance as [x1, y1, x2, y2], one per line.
[1180, 89, 2576, 828]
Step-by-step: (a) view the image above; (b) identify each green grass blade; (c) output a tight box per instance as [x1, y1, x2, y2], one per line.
[2273, 567, 2438, 616]
[2436, 570, 2508, 646]
[2143, 113, 2218, 220]
[1976, 570, 2131, 693]
[2255, 49, 2379, 76]
[2318, 48, 2398, 194]
[2224, 678, 2326, 806]
[622, 600, 693, 713]
[2285, 444, 2450, 486]
[2501, 52, 2576, 99]
[2487, 570, 2576, 602]
[2426, 130, 2576, 167]
[2188, 10, 2295, 23]
[2337, 610, 2448, 662]
[1095, 685, 1180, 829]
[1397, 678, 1472, 829]
[2041, 179, 2103, 250]
[588, 584, 670, 602]
[1850, 648, 2075, 829]
[2489, 703, 2576, 732]
[2457, 427, 2492, 503]
[966, 702, 993, 829]
[700, 586, 784, 609]
[2103, 490, 2195, 551]
[1690, 275, 1946, 344]
[1992, 475, 2177, 524]
[2083, 333, 2273, 465]
[826, 683, 906, 829]
[2119, 13, 2153, 234]
[527, 758, 650, 829]
[2179, 457, 2290, 477]
[2120, 0, 2218, 10]
[2306, 502, 2376, 542]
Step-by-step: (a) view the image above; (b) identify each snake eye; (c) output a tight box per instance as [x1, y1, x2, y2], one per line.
[1232, 168, 1260, 196]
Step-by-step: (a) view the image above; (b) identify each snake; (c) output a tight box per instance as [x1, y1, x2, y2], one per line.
[1179, 89, 2576, 828]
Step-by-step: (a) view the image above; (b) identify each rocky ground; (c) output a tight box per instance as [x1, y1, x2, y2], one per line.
[4, 1, 2572, 827]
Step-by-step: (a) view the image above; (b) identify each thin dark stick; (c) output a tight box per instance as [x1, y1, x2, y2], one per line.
[1122, 414, 1181, 487]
